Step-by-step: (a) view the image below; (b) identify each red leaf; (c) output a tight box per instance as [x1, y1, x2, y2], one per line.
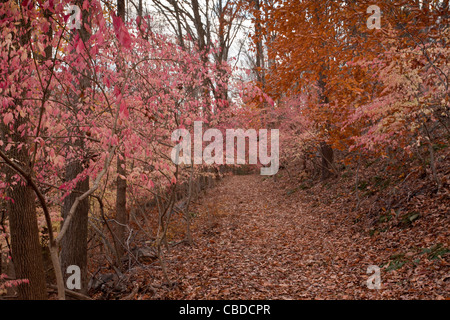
[76, 38, 84, 54]
[112, 13, 132, 49]
[119, 100, 129, 119]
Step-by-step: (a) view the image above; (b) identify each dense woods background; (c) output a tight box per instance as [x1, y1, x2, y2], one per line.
[0, 0, 448, 300]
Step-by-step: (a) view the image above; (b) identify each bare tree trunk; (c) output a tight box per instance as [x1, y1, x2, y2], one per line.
[320, 142, 334, 181]
[7, 184, 48, 299]
[116, 155, 127, 261]
[60, 159, 90, 295]
[6, 180, 47, 300]
[184, 168, 194, 245]
[254, 0, 265, 87]
[3, 119, 48, 299]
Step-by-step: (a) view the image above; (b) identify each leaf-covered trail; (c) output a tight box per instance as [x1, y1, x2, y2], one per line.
[156, 175, 448, 300]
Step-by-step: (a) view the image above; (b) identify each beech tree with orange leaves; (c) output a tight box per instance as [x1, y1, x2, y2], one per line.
[248, 0, 448, 182]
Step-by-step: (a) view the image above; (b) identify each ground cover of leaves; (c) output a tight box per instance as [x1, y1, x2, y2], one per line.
[140, 174, 449, 300]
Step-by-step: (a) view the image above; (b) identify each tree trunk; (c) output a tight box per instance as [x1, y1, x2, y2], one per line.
[3, 124, 48, 299]
[60, 159, 90, 295]
[115, 0, 128, 265]
[7, 187, 48, 299]
[116, 155, 127, 261]
[254, 0, 265, 87]
[320, 142, 334, 181]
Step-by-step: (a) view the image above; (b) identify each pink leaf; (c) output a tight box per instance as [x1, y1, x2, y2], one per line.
[103, 77, 111, 88]
[54, 155, 65, 167]
[112, 14, 132, 49]
[119, 100, 129, 119]
[118, 29, 132, 49]
[3, 113, 13, 125]
[76, 39, 84, 54]
[114, 86, 121, 97]
[112, 14, 121, 31]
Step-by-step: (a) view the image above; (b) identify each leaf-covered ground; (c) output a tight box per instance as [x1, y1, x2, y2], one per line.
[138, 174, 449, 300]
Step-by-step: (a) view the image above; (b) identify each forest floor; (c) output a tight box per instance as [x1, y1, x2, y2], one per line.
[127, 172, 449, 300]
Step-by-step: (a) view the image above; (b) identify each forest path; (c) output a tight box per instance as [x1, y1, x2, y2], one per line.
[161, 174, 378, 299]
[152, 173, 449, 300]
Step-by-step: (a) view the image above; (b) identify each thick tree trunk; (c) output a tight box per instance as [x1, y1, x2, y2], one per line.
[3, 123, 48, 299]
[6, 182, 48, 299]
[7, 184, 48, 299]
[60, 159, 90, 295]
